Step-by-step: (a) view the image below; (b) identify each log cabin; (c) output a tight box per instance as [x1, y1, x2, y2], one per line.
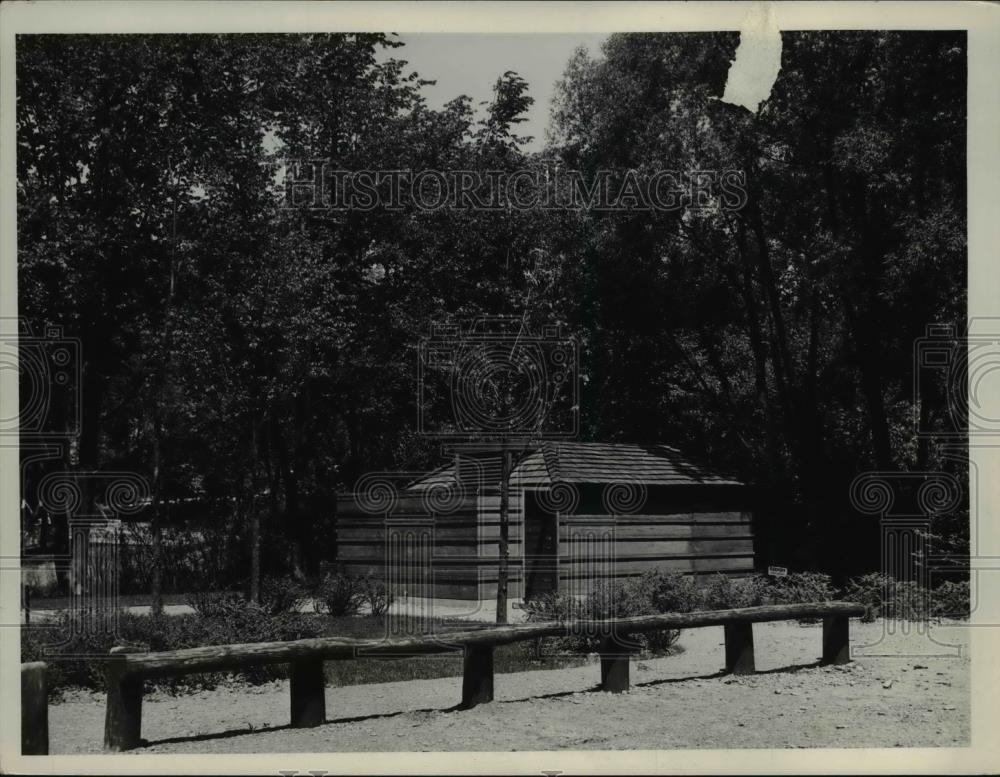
[335, 442, 755, 604]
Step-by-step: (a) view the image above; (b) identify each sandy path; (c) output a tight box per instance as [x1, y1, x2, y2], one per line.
[49, 619, 970, 753]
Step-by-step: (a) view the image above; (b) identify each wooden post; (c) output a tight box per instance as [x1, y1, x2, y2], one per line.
[496, 448, 512, 624]
[289, 659, 326, 727]
[21, 662, 48, 755]
[462, 644, 495, 707]
[104, 647, 143, 751]
[724, 622, 755, 674]
[822, 615, 851, 664]
[599, 636, 632, 692]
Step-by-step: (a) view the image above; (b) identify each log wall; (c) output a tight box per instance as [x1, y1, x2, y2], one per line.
[335, 485, 755, 601]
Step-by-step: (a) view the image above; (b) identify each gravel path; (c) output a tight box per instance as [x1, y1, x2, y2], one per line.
[49, 619, 970, 753]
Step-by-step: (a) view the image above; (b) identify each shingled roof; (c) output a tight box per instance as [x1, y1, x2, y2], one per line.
[519, 442, 742, 486]
[409, 441, 742, 489]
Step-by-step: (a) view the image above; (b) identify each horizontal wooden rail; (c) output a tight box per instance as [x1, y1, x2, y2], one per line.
[103, 601, 865, 750]
[111, 602, 865, 679]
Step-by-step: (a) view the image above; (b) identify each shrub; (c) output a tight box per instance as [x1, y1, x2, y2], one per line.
[358, 576, 396, 617]
[698, 573, 768, 610]
[696, 572, 834, 619]
[888, 580, 932, 620]
[523, 572, 688, 656]
[842, 573, 933, 621]
[632, 570, 700, 614]
[521, 591, 586, 623]
[315, 572, 363, 616]
[766, 572, 836, 605]
[586, 577, 681, 653]
[841, 573, 885, 622]
[22, 611, 122, 693]
[185, 590, 246, 619]
[521, 592, 590, 655]
[23, 599, 325, 695]
[260, 576, 309, 615]
[586, 579, 650, 620]
[764, 572, 836, 622]
[930, 580, 970, 618]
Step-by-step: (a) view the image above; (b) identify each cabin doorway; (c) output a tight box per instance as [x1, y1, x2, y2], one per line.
[523, 490, 558, 600]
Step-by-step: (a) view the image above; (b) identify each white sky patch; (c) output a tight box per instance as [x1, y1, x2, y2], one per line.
[384, 34, 607, 152]
[721, 3, 783, 114]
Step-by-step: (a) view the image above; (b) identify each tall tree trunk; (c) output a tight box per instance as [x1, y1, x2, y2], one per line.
[733, 217, 782, 481]
[272, 402, 306, 580]
[149, 169, 180, 616]
[70, 358, 103, 606]
[744, 182, 795, 424]
[149, 404, 165, 616]
[248, 418, 262, 604]
[842, 296, 893, 470]
[249, 494, 261, 604]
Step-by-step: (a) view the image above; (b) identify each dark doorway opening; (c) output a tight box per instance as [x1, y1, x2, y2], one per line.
[523, 489, 558, 601]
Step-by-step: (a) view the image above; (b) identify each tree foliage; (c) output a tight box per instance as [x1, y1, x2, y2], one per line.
[17, 31, 967, 593]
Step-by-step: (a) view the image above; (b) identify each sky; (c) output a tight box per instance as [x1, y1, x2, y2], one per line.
[385, 34, 610, 152]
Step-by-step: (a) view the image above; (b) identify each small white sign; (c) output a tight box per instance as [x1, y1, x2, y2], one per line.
[768, 565, 788, 577]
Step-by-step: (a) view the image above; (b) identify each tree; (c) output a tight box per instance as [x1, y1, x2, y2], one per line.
[547, 31, 966, 576]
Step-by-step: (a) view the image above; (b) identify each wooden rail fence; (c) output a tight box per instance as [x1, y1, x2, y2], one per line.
[95, 601, 865, 751]
[21, 662, 49, 755]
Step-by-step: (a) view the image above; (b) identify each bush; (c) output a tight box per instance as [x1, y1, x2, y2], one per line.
[260, 576, 309, 615]
[931, 580, 970, 618]
[585, 576, 681, 653]
[766, 572, 836, 605]
[632, 569, 700, 614]
[888, 580, 932, 620]
[521, 592, 590, 655]
[696, 572, 834, 620]
[523, 572, 691, 656]
[185, 590, 246, 619]
[764, 572, 836, 622]
[358, 576, 396, 617]
[698, 573, 768, 610]
[586, 579, 650, 620]
[315, 573, 363, 616]
[842, 573, 936, 621]
[23, 599, 325, 694]
[841, 573, 886, 621]
[22, 611, 123, 693]
[521, 591, 587, 623]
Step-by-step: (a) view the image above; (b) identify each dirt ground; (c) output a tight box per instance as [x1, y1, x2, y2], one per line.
[48, 619, 970, 753]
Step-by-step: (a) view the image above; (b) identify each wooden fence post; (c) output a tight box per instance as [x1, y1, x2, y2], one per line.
[104, 647, 144, 751]
[822, 615, 851, 664]
[724, 622, 755, 675]
[289, 659, 326, 727]
[599, 635, 632, 692]
[21, 662, 48, 755]
[462, 645, 494, 707]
